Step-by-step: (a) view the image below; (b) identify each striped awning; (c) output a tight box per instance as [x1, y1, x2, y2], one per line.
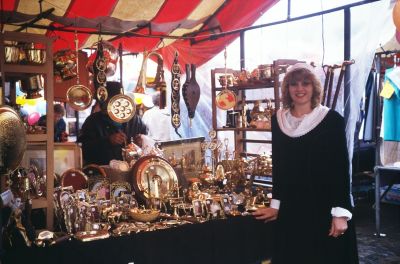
[1, 0, 278, 68]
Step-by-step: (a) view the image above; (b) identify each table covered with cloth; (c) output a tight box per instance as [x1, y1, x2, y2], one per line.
[2, 215, 274, 264]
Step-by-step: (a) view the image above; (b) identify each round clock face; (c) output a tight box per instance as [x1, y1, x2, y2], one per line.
[132, 156, 178, 199]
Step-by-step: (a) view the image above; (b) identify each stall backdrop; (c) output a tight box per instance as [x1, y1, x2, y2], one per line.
[1, 0, 397, 167]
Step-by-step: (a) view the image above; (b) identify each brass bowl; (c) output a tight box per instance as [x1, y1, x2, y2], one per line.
[129, 209, 160, 222]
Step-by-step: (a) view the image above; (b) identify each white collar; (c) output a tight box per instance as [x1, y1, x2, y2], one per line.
[276, 105, 330, 138]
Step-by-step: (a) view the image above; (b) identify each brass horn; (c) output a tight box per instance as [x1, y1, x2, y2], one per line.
[134, 51, 166, 108]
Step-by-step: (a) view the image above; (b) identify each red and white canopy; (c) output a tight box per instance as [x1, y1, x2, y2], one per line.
[1, 0, 278, 67]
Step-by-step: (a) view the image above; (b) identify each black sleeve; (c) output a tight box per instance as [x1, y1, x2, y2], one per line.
[271, 115, 282, 201]
[327, 112, 352, 210]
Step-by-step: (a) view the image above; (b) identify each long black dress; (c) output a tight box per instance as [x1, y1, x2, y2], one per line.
[271, 110, 358, 264]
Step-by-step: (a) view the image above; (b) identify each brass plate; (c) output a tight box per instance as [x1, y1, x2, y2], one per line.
[107, 94, 135, 123]
[215, 89, 237, 110]
[66, 84, 93, 111]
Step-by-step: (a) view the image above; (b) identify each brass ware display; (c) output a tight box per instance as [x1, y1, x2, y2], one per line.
[130, 155, 179, 202]
[66, 33, 93, 111]
[170, 51, 182, 135]
[74, 230, 110, 242]
[20, 75, 43, 99]
[60, 168, 88, 192]
[5, 43, 46, 65]
[249, 99, 274, 129]
[0, 105, 26, 175]
[129, 208, 160, 222]
[110, 181, 131, 201]
[216, 48, 237, 110]
[66, 84, 93, 111]
[106, 92, 135, 123]
[86, 41, 118, 77]
[135, 51, 167, 103]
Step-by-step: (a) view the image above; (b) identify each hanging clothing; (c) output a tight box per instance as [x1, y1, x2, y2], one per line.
[362, 71, 377, 141]
[271, 107, 358, 264]
[382, 68, 400, 141]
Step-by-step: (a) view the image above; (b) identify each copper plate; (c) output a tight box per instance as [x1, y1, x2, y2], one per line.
[66, 84, 93, 111]
[216, 89, 236, 110]
[83, 164, 106, 178]
[61, 168, 88, 191]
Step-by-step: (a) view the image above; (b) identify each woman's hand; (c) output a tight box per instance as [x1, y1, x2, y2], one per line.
[328, 217, 348, 238]
[252, 207, 278, 223]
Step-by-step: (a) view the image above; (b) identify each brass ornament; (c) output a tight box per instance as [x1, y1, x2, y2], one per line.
[96, 86, 108, 102]
[107, 94, 135, 123]
[131, 156, 179, 202]
[66, 32, 93, 110]
[66, 84, 93, 111]
[0, 106, 27, 175]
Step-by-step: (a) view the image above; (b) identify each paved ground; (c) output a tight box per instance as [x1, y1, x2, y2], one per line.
[355, 198, 400, 264]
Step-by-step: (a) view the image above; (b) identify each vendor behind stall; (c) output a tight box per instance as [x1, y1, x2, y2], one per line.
[38, 103, 67, 142]
[78, 81, 147, 165]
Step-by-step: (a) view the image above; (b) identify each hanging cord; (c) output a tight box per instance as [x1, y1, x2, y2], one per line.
[224, 46, 228, 89]
[74, 30, 80, 85]
[320, 0, 326, 70]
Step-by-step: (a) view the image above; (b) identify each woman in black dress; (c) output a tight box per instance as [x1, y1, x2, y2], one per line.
[253, 63, 358, 263]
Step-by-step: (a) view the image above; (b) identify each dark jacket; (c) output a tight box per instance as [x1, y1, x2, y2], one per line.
[78, 112, 147, 165]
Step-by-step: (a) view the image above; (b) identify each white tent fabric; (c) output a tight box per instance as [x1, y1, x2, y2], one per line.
[164, 0, 395, 163]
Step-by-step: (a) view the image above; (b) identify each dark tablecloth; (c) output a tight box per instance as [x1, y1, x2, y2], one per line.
[2, 216, 274, 264]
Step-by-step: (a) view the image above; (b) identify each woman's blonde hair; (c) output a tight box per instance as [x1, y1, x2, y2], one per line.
[280, 67, 323, 109]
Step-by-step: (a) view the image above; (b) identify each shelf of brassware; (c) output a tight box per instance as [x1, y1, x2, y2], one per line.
[0, 31, 55, 230]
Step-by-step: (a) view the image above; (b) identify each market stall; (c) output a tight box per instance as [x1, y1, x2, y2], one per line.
[0, 1, 396, 263]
